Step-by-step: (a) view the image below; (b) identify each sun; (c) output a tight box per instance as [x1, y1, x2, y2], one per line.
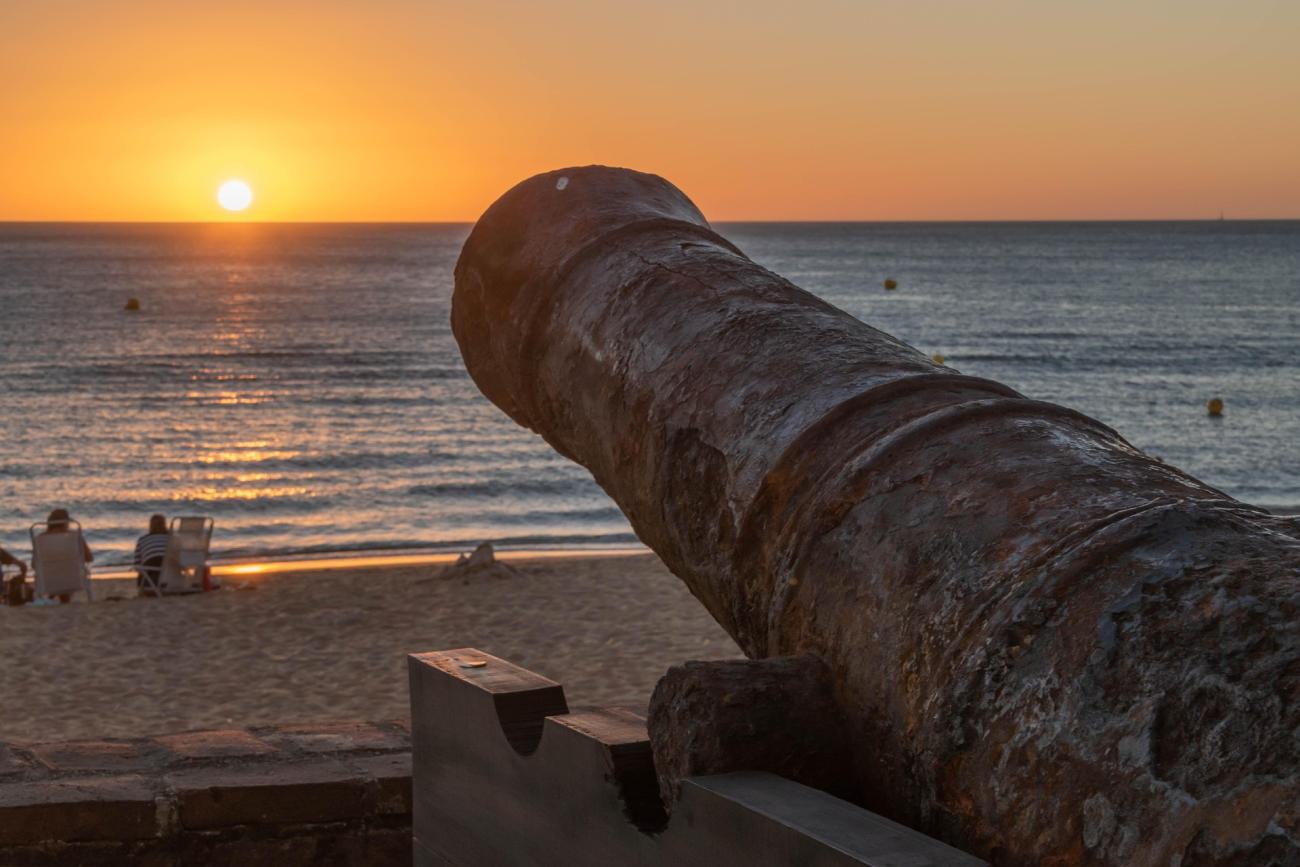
[217, 179, 254, 212]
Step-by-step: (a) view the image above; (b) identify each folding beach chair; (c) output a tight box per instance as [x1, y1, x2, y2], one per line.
[138, 553, 165, 599]
[158, 516, 214, 593]
[29, 521, 93, 602]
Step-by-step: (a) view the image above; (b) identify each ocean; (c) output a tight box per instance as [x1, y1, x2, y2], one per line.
[1, 221, 1297, 567]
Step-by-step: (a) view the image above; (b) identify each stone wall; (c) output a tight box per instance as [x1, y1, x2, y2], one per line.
[0, 720, 411, 866]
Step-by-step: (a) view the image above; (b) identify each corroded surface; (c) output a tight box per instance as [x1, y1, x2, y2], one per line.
[452, 165, 1300, 866]
[648, 656, 853, 807]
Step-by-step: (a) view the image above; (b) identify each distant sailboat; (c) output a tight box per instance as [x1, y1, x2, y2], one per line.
[1217, 210, 1225, 221]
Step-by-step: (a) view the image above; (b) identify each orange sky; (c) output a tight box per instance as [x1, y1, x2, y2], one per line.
[3, 0, 1298, 221]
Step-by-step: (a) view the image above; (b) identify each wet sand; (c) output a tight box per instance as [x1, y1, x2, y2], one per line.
[0, 553, 740, 743]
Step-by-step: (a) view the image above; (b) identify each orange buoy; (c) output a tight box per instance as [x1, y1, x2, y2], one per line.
[883, 278, 898, 290]
[932, 353, 945, 365]
[124, 297, 141, 311]
[1207, 397, 1224, 417]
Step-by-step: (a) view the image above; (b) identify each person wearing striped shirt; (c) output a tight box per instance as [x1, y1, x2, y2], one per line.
[134, 514, 170, 590]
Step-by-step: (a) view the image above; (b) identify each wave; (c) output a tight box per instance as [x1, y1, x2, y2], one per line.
[483, 506, 626, 526]
[80, 531, 643, 569]
[407, 476, 601, 498]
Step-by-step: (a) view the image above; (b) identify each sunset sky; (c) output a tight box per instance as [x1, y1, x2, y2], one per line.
[3, 0, 1297, 221]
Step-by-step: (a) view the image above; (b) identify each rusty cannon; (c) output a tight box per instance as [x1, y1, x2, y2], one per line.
[451, 166, 1300, 866]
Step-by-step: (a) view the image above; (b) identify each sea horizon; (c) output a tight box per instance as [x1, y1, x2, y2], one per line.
[4, 217, 1299, 226]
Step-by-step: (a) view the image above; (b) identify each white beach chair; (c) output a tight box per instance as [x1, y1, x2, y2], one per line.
[137, 553, 165, 599]
[158, 516, 214, 593]
[29, 521, 93, 602]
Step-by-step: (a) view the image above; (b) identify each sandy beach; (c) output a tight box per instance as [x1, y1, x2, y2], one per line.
[0, 552, 739, 743]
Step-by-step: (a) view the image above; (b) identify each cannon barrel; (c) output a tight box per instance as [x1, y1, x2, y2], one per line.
[452, 166, 1300, 865]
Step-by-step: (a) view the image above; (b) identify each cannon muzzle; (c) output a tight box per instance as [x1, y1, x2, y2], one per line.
[452, 166, 1300, 866]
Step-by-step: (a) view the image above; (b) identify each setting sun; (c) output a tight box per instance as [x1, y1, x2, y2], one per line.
[217, 179, 253, 212]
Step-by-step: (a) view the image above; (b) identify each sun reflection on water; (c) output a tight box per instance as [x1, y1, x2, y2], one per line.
[172, 485, 311, 502]
[183, 390, 274, 405]
[194, 449, 299, 464]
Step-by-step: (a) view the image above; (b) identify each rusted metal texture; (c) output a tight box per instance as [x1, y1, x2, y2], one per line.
[451, 166, 1300, 866]
[648, 656, 855, 808]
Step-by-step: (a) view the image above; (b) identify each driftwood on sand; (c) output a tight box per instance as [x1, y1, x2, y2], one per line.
[451, 165, 1300, 866]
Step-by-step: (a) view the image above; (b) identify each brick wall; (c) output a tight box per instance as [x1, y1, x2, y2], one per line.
[0, 720, 411, 866]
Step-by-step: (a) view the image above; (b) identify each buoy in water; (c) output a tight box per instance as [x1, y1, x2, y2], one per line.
[1206, 397, 1224, 417]
[932, 353, 946, 365]
[124, 298, 141, 312]
[883, 278, 898, 290]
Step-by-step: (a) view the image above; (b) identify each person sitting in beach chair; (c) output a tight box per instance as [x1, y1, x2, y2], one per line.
[133, 513, 171, 597]
[31, 508, 94, 604]
[1, 546, 29, 606]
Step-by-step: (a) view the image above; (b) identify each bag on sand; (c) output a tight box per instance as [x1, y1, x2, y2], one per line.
[5, 575, 30, 607]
